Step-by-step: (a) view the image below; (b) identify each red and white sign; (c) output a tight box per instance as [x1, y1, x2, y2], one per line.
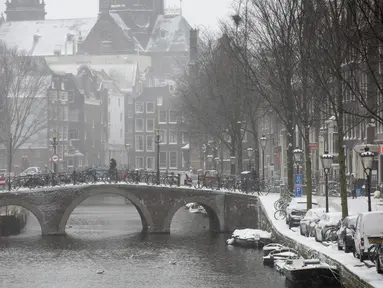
[381, 145, 383, 155]
[51, 155, 59, 163]
[0, 177, 5, 189]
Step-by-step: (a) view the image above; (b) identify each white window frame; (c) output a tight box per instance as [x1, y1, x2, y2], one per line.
[135, 118, 144, 132]
[135, 102, 144, 113]
[182, 132, 186, 144]
[159, 129, 167, 144]
[157, 96, 163, 106]
[169, 129, 178, 144]
[61, 82, 65, 90]
[146, 101, 155, 113]
[169, 110, 177, 124]
[158, 109, 167, 124]
[135, 156, 144, 169]
[135, 135, 144, 151]
[159, 151, 167, 169]
[146, 157, 155, 170]
[146, 135, 154, 151]
[169, 151, 178, 169]
[51, 81, 56, 90]
[146, 119, 154, 132]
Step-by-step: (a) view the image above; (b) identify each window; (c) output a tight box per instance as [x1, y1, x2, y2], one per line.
[69, 128, 79, 140]
[59, 91, 67, 102]
[159, 129, 167, 144]
[127, 94, 133, 104]
[61, 82, 65, 90]
[135, 118, 144, 132]
[51, 81, 56, 89]
[146, 157, 155, 170]
[120, 112, 123, 122]
[48, 91, 58, 101]
[128, 107, 133, 118]
[182, 132, 187, 144]
[333, 132, 339, 154]
[169, 151, 177, 169]
[169, 110, 177, 123]
[159, 109, 166, 123]
[135, 135, 144, 151]
[135, 156, 144, 169]
[69, 109, 79, 122]
[146, 102, 155, 113]
[118, 98, 121, 107]
[146, 119, 154, 132]
[68, 92, 74, 102]
[135, 102, 144, 113]
[157, 96, 163, 106]
[146, 135, 154, 151]
[159, 151, 167, 168]
[169, 130, 177, 144]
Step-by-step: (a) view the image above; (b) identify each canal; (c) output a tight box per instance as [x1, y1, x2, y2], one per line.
[0, 195, 290, 288]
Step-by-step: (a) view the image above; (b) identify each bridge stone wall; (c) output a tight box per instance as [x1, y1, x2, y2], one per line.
[0, 185, 259, 236]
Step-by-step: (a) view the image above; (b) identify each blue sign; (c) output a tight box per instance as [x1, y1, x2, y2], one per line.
[294, 174, 303, 185]
[295, 186, 303, 197]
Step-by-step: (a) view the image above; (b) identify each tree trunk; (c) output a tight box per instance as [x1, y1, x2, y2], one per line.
[286, 121, 295, 193]
[304, 127, 312, 210]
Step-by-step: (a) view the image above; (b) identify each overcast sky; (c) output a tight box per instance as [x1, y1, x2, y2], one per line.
[1, 0, 234, 30]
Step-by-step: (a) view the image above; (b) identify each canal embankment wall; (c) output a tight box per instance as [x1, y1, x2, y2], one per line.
[256, 196, 374, 288]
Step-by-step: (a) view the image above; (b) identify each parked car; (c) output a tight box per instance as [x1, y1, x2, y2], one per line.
[336, 215, 357, 253]
[354, 211, 383, 262]
[299, 208, 326, 237]
[314, 212, 342, 242]
[19, 167, 41, 177]
[374, 243, 383, 274]
[286, 198, 319, 229]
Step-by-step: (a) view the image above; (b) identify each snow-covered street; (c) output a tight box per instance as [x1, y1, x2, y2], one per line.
[259, 194, 383, 288]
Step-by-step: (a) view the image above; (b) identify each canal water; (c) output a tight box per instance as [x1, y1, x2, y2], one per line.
[0, 196, 291, 288]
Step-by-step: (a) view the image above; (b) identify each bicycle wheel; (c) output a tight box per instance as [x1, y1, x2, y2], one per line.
[274, 209, 287, 220]
[274, 199, 282, 210]
[262, 181, 271, 196]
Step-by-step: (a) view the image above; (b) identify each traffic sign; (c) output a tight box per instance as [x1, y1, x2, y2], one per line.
[51, 155, 59, 162]
[294, 174, 303, 185]
[295, 186, 303, 197]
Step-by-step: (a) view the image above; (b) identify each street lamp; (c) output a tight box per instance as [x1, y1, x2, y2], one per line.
[293, 147, 303, 174]
[260, 135, 268, 182]
[360, 146, 374, 212]
[230, 156, 236, 175]
[125, 143, 131, 169]
[321, 151, 333, 213]
[155, 128, 162, 185]
[52, 130, 57, 173]
[247, 147, 254, 171]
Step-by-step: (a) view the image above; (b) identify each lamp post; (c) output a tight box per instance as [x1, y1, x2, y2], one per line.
[360, 146, 374, 212]
[202, 144, 207, 172]
[125, 143, 131, 169]
[260, 135, 268, 182]
[247, 147, 253, 171]
[207, 154, 213, 170]
[293, 147, 303, 174]
[230, 156, 236, 175]
[321, 151, 333, 213]
[7, 133, 12, 191]
[52, 130, 57, 173]
[155, 128, 162, 185]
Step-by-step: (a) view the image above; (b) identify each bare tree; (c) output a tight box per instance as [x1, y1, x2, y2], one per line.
[0, 41, 49, 175]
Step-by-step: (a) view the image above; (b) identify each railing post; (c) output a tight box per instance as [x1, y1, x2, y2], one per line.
[177, 173, 181, 187]
[217, 176, 221, 190]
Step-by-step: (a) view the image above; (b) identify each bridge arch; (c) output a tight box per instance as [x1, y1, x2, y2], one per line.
[58, 186, 155, 235]
[164, 198, 223, 233]
[0, 199, 44, 232]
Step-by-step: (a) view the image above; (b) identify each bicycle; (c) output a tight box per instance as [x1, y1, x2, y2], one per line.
[163, 172, 179, 186]
[102, 169, 120, 183]
[274, 209, 287, 220]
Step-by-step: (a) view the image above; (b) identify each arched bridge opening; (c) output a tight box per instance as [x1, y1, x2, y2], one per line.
[59, 187, 155, 236]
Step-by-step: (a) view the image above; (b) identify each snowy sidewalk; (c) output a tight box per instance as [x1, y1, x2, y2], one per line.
[259, 194, 383, 288]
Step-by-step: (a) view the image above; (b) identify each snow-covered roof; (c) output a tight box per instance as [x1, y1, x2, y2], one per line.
[48, 63, 137, 91]
[0, 18, 97, 56]
[146, 15, 191, 53]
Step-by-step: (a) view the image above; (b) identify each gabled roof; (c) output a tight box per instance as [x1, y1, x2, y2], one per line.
[146, 15, 191, 53]
[48, 62, 138, 92]
[0, 18, 97, 56]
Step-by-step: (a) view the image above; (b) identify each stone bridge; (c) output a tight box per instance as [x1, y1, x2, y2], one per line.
[0, 184, 259, 236]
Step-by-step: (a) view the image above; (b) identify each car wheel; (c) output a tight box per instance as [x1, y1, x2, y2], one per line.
[300, 226, 304, 236]
[289, 220, 292, 229]
[377, 258, 382, 274]
[337, 242, 342, 250]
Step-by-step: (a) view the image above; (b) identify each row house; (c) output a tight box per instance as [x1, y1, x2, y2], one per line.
[132, 85, 189, 171]
[47, 65, 108, 171]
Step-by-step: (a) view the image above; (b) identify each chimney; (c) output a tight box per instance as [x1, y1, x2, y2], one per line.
[189, 28, 198, 63]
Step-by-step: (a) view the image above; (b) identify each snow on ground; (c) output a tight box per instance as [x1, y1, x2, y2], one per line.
[259, 194, 383, 288]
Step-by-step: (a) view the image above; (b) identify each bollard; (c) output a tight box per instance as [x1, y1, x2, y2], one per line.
[177, 173, 181, 187]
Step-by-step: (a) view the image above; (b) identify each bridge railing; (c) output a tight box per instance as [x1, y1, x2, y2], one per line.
[2, 168, 275, 195]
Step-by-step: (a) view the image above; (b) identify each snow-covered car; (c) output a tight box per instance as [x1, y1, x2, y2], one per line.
[286, 198, 319, 229]
[354, 211, 383, 261]
[299, 208, 326, 237]
[19, 167, 41, 177]
[314, 212, 342, 242]
[337, 215, 357, 253]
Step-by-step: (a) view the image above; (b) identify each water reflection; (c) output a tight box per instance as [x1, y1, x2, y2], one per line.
[0, 200, 289, 288]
